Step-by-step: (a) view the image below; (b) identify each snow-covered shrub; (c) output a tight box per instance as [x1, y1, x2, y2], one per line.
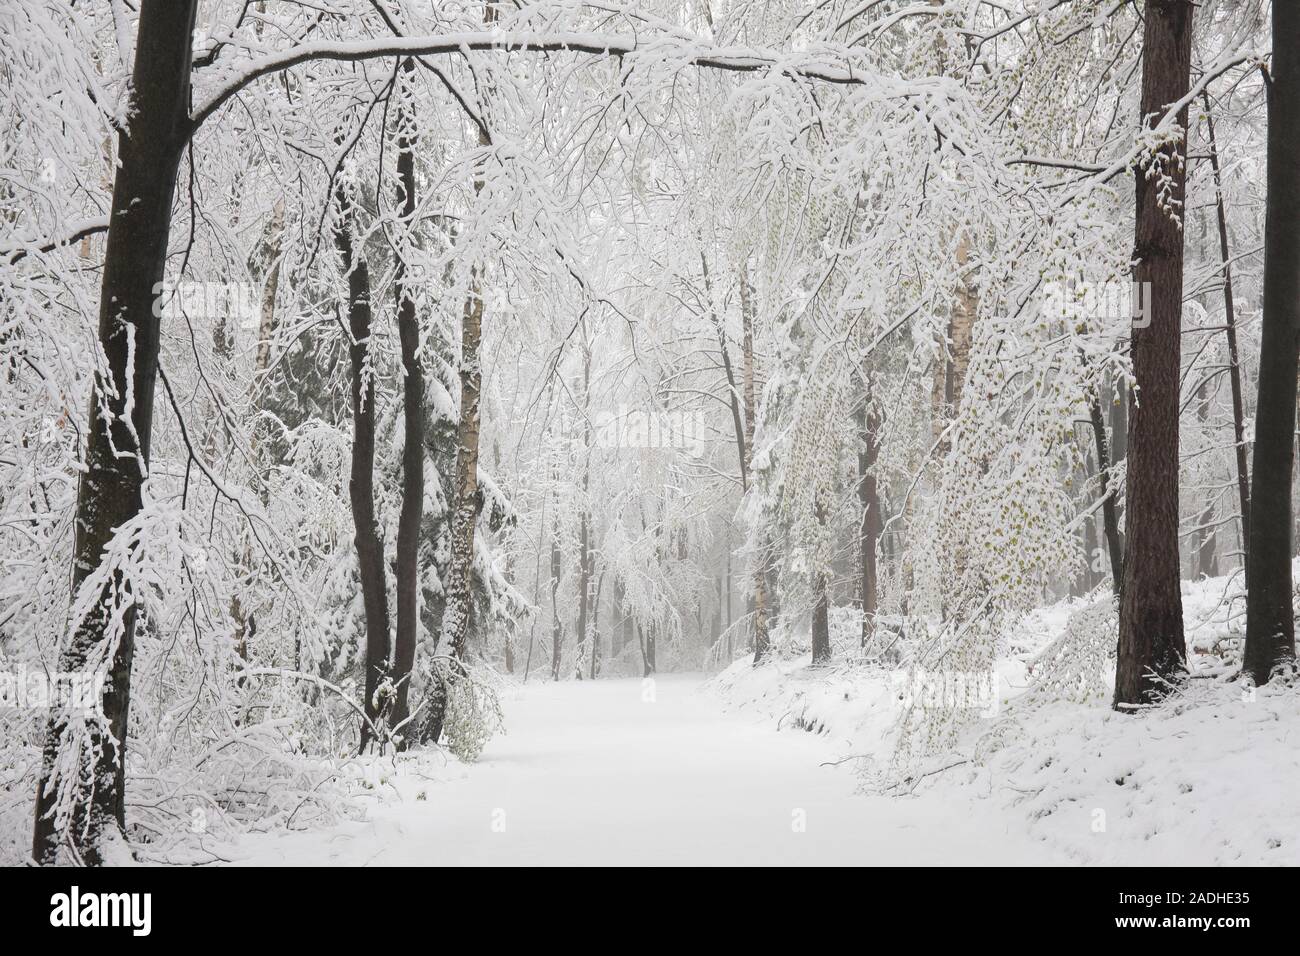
[1022, 594, 1117, 705]
[438, 663, 506, 763]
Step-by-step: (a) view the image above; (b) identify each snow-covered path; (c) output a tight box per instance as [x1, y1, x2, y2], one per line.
[232, 674, 1052, 866]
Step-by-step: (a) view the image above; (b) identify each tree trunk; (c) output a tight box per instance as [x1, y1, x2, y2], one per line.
[577, 353, 594, 679]
[590, 571, 603, 679]
[1196, 381, 1219, 578]
[1114, 0, 1192, 710]
[726, 549, 732, 631]
[1244, 2, 1300, 684]
[1088, 392, 1124, 598]
[809, 488, 833, 664]
[740, 266, 771, 662]
[949, 232, 978, 413]
[576, 511, 590, 679]
[503, 545, 515, 673]
[930, 242, 978, 444]
[503, 550, 516, 674]
[429, 256, 484, 719]
[810, 573, 831, 664]
[389, 59, 425, 746]
[1109, 375, 1129, 466]
[425, 93, 492, 740]
[926, 0, 978, 448]
[33, 0, 198, 865]
[612, 577, 628, 658]
[551, 501, 563, 681]
[337, 169, 391, 750]
[857, 393, 881, 647]
[1202, 92, 1252, 570]
[705, 253, 747, 488]
[1081, 487, 1100, 595]
[710, 576, 722, 652]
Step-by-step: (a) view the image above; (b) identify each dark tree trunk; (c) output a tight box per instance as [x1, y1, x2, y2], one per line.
[810, 581, 831, 664]
[810, 494, 832, 664]
[612, 577, 628, 657]
[710, 576, 722, 651]
[575, 512, 589, 680]
[1074, 452, 1098, 594]
[551, 505, 563, 681]
[336, 162, 391, 749]
[1114, 0, 1192, 710]
[857, 396, 881, 647]
[1108, 381, 1128, 465]
[577, 355, 594, 679]
[1202, 92, 1252, 572]
[503, 541, 515, 672]
[1244, 2, 1300, 683]
[389, 59, 424, 746]
[342, 222, 391, 745]
[32, 0, 199, 865]
[590, 571, 603, 679]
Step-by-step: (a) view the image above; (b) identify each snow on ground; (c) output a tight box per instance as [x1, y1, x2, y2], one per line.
[712, 657, 1300, 865]
[214, 568, 1297, 866]
[222, 674, 1045, 866]
[974, 569, 1300, 865]
[708, 568, 1300, 866]
[973, 677, 1300, 865]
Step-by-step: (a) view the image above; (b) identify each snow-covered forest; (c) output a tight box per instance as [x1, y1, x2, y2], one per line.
[0, 0, 1296, 869]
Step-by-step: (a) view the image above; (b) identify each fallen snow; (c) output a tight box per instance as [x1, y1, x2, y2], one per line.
[707, 568, 1300, 866]
[221, 674, 1047, 866]
[108, 567, 1300, 866]
[973, 678, 1300, 865]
